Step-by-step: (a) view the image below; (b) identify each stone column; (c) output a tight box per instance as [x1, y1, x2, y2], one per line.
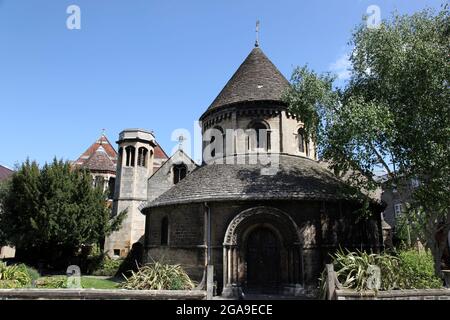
[223, 245, 229, 286]
[221, 245, 242, 298]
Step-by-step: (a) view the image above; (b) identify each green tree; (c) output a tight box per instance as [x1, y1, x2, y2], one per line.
[0, 180, 10, 246]
[284, 7, 450, 276]
[0, 159, 125, 269]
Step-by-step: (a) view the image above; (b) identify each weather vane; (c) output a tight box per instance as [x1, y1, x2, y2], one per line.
[255, 20, 260, 47]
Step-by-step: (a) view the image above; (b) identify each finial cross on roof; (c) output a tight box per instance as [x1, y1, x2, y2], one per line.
[177, 135, 186, 150]
[255, 20, 260, 47]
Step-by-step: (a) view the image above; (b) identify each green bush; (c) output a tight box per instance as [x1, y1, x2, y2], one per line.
[18, 264, 40, 282]
[398, 249, 442, 289]
[0, 279, 22, 289]
[35, 276, 67, 288]
[330, 248, 401, 291]
[92, 257, 123, 276]
[121, 262, 195, 290]
[320, 248, 443, 296]
[0, 262, 32, 287]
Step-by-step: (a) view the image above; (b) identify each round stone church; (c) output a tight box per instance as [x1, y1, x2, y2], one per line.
[129, 45, 383, 298]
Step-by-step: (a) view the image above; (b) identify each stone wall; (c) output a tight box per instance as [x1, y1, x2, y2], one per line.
[147, 150, 198, 202]
[144, 200, 382, 294]
[0, 289, 206, 300]
[200, 104, 316, 160]
[335, 288, 450, 300]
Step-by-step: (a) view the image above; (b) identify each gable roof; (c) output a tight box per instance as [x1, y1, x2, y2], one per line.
[75, 134, 118, 169]
[0, 164, 14, 181]
[201, 47, 290, 119]
[148, 148, 198, 180]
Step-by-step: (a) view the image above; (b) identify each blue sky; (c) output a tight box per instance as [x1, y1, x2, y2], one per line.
[0, 0, 445, 168]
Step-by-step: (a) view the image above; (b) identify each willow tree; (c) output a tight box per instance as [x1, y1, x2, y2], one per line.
[284, 7, 450, 276]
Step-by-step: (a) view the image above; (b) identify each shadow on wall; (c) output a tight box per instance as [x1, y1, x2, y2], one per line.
[116, 241, 144, 278]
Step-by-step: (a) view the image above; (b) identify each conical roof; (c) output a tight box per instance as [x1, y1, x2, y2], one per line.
[202, 47, 290, 118]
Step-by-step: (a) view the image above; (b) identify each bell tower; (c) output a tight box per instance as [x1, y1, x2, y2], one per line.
[104, 129, 156, 257]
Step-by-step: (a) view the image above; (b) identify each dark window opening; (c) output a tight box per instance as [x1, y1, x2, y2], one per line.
[210, 126, 224, 158]
[137, 147, 148, 167]
[161, 217, 169, 246]
[113, 249, 120, 256]
[248, 122, 269, 151]
[118, 147, 123, 167]
[173, 164, 187, 184]
[210, 135, 216, 158]
[94, 176, 104, 189]
[108, 177, 115, 199]
[125, 146, 136, 167]
[297, 129, 306, 153]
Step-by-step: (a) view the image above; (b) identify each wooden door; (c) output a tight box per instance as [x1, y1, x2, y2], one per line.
[246, 227, 280, 291]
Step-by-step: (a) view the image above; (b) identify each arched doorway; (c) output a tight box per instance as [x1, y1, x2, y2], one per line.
[222, 206, 302, 298]
[245, 227, 281, 293]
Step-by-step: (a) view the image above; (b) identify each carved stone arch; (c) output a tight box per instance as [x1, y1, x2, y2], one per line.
[246, 119, 271, 130]
[222, 206, 304, 298]
[223, 206, 301, 246]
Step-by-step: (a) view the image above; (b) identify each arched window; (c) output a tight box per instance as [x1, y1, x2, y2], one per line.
[108, 177, 115, 199]
[210, 135, 216, 158]
[94, 176, 105, 190]
[297, 128, 306, 153]
[210, 126, 225, 158]
[118, 147, 123, 167]
[248, 122, 270, 151]
[137, 147, 148, 167]
[173, 164, 187, 184]
[125, 146, 136, 167]
[161, 217, 169, 246]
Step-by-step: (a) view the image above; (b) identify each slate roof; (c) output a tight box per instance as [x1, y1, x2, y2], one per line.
[82, 147, 116, 173]
[201, 47, 290, 118]
[0, 165, 14, 181]
[141, 154, 361, 210]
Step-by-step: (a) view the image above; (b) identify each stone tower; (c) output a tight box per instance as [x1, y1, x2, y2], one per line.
[104, 129, 156, 257]
[200, 47, 316, 161]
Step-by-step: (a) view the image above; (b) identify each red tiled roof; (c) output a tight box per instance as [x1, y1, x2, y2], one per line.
[154, 144, 169, 160]
[0, 165, 14, 181]
[83, 147, 116, 173]
[74, 133, 168, 173]
[75, 134, 118, 169]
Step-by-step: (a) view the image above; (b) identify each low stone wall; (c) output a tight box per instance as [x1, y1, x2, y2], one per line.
[0, 289, 206, 300]
[336, 288, 450, 300]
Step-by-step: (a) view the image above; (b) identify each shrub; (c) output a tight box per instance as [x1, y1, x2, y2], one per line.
[0, 279, 22, 289]
[121, 262, 195, 290]
[398, 249, 442, 289]
[320, 248, 443, 296]
[331, 248, 400, 291]
[18, 264, 40, 282]
[35, 276, 67, 289]
[92, 257, 123, 276]
[0, 262, 32, 287]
